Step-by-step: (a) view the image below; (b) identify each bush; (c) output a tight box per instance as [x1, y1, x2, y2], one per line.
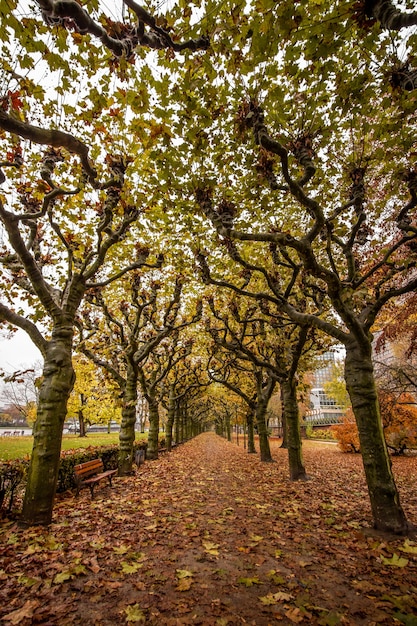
[331, 412, 361, 453]
[332, 392, 417, 455]
[0, 458, 29, 514]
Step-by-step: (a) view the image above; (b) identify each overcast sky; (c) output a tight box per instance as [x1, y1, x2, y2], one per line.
[0, 330, 42, 372]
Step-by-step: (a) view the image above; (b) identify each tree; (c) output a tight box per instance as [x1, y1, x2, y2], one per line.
[67, 355, 121, 436]
[323, 360, 351, 411]
[0, 364, 42, 426]
[78, 270, 202, 470]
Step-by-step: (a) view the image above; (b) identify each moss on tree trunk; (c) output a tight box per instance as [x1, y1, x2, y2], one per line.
[246, 409, 256, 454]
[118, 365, 138, 476]
[281, 378, 306, 480]
[21, 329, 75, 526]
[255, 399, 273, 462]
[345, 339, 408, 534]
[165, 386, 176, 452]
[146, 397, 160, 460]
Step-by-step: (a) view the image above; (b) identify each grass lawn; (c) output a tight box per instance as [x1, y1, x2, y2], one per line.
[0, 432, 148, 461]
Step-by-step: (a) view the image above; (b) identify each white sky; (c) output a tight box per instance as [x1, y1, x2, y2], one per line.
[0, 330, 42, 372]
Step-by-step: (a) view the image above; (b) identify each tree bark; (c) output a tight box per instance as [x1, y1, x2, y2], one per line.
[21, 326, 75, 526]
[246, 409, 256, 453]
[146, 396, 160, 459]
[344, 338, 408, 534]
[280, 385, 288, 448]
[165, 385, 176, 452]
[281, 378, 307, 480]
[255, 398, 273, 462]
[118, 363, 138, 475]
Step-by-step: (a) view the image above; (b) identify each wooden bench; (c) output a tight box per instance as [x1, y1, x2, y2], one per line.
[74, 459, 117, 498]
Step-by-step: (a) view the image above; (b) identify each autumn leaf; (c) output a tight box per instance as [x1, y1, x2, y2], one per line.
[259, 591, 294, 605]
[399, 540, 417, 555]
[53, 571, 73, 584]
[380, 554, 409, 568]
[121, 561, 143, 574]
[285, 607, 305, 623]
[237, 577, 262, 587]
[176, 569, 193, 579]
[203, 541, 220, 555]
[113, 545, 131, 554]
[177, 577, 193, 591]
[3, 600, 40, 625]
[124, 603, 146, 623]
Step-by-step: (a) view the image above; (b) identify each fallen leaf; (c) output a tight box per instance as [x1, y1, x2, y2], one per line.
[400, 540, 417, 555]
[3, 600, 40, 624]
[124, 603, 146, 622]
[177, 577, 193, 591]
[121, 561, 143, 574]
[285, 607, 304, 623]
[176, 569, 193, 579]
[237, 576, 262, 587]
[380, 554, 408, 568]
[203, 541, 220, 555]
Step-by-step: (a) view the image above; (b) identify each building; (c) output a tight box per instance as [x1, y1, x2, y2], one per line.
[305, 350, 346, 427]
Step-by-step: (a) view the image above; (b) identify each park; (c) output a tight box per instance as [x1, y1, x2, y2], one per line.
[1, 433, 417, 624]
[1, 0, 417, 622]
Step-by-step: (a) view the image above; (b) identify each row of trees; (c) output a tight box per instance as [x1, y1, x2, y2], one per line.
[0, 0, 416, 534]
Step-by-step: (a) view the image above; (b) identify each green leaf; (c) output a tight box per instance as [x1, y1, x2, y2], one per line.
[400, 540, 417, 555]
[380, 554, 408, 568]
[121, 561, 143, 574]
[176, 569, 193, 579]
[237, 576, 262, 587]
[53, 571, 73, 584]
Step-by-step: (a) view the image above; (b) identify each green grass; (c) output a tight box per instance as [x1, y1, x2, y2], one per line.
[0, 432, 148, 461]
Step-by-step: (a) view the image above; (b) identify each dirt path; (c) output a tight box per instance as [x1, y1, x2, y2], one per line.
[1, 433, 417, 625]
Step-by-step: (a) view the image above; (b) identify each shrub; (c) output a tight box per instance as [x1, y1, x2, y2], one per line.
[331, 412, 361, 453]
[379, 391, 417, 455]
[0, 458, 29, 514]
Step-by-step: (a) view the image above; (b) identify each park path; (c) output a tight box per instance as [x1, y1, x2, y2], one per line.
[1, 432, 417, 625]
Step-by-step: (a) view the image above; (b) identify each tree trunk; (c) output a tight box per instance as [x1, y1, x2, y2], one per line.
[21, 328, 75, 526]
[280, 385, 288, 448]
[165, 385, 175, 452]
[246, 409, 256, 454]
[281, 378, 307, 480]
[146, 396, 160, 460]
[78, 393, 87, 437]
[225, 411, 231, 441]
[118, 364, 138, 476]
[255, 398, 273, 462]
[344, 338, 408, 534]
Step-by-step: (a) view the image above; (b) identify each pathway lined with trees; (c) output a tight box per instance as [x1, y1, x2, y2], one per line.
[1, 434, 416, 625]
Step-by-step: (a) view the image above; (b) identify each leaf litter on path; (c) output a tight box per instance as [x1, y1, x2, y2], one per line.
[1, 433, 416, 625]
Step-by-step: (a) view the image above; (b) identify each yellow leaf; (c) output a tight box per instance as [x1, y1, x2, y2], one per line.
[125, 603, 146, 622]
[121, 561, 143, 574]
[400, 540, 417, 555]
[380, 553, 408, 567]
[176, 577, 193, 591]
[113, 545, 131, 554]
[53, 571, 73, 584]
[176, 569, 193, 579]
[203, 541, 220, 555]
[238, 577, 261, 587]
